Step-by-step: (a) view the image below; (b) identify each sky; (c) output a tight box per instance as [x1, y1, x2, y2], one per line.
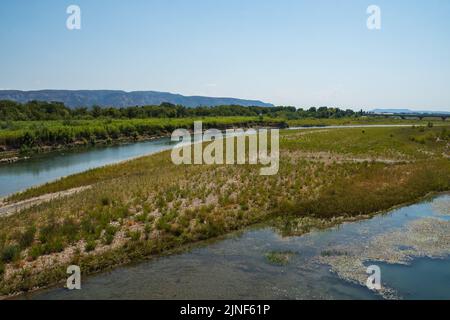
[0, 0, 449, 111]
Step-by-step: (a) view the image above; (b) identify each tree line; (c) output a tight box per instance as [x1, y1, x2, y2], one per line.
[0, 100, 364, 121]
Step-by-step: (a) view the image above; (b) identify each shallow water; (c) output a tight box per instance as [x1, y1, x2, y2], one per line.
[23, 194, 450, 300]
[375, 259, 450, 300]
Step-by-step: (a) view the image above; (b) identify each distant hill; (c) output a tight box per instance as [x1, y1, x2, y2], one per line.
[0, 90, 273, 108]
[372, 108, 450, 115]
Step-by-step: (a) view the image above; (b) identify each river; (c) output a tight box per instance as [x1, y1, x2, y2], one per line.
[18, 194, 450, 300]
[2, 125, 449, 299]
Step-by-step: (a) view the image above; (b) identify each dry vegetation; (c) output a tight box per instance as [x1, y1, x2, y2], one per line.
[0, 125, 449, 296]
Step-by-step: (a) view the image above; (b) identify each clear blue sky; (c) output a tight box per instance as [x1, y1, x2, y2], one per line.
[1, 0, 449, 111]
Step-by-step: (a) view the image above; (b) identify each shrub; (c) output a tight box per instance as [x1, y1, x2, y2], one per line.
[61, 219, 79, 242]
[136, 212, 148, 223]
[102, 225, 118, 245]
[81, 217, 96, 236]
[103, 233, 114, 245]
[18, 226, 36, 249]
[105, 225, 118, 237]
[240, 203, 249, 211]
[440, 128, 449, 140]
[1, 245, 21, 263]
[100, 196, 111, 206]
[144, 224, 152, 240]
[38, 222, 58, 244]
[43, 238, 64, 254]
[156, 217, 171, 232]
[85, 240, 97, 252]
[28, 245, 43, 260]
[128, 231, 141, 241]
[112, 207, 129, 220]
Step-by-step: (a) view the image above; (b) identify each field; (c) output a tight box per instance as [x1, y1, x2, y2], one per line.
[286, 117, 447, 127]
[0, 124, 449, 296]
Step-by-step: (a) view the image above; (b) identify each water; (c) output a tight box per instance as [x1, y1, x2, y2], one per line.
[0, 138, 176, 197]
[376, 259, 450, 300]
[1, 124, 417, 198]
[22, 195, 450, 300]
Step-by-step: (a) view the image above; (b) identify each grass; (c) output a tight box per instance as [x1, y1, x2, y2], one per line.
[0, 124, 449, 296]
[281, 125, 449, 159]
[286, 117, 447, 127]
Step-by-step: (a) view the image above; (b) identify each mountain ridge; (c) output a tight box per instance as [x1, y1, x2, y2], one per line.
[0, 90, 274, 108]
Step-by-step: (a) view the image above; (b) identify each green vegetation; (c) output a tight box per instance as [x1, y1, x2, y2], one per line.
[286, 117, 446, 127]
[265, 251, 295, 265]
[320, 249, 348, 257]
[0, 117, 285, 155]
[0, 125, 448, 296]
[1, 100, 447, 159]
[1, 245, 20, 263]
[0, 100, 362, 122]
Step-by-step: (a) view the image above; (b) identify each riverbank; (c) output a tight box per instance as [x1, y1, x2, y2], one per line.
[0, 133, 168, 163]
[1, 117, 446, 161]
[0, 125, 449, 297]
[0, 117, 288, 161]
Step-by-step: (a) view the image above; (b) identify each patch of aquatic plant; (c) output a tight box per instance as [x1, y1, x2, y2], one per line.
[320, 249, 349, 257]
[317, 216, 450, 299]
[271, 215, 370, 237]
[265, 251, 295, 265]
